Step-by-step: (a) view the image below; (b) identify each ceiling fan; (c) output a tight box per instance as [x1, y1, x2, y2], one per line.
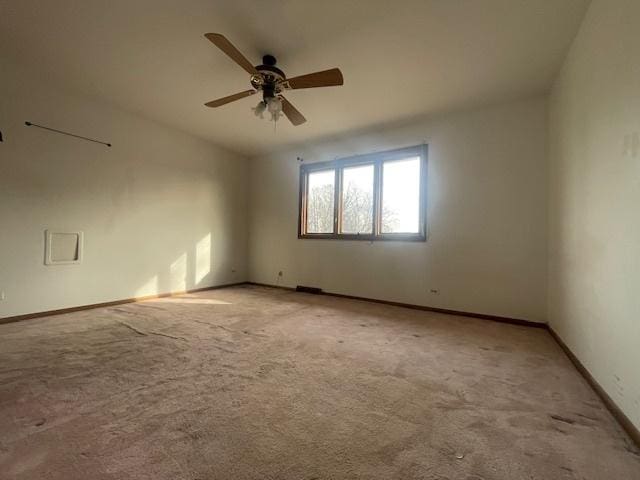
[203, 33, 344, 126]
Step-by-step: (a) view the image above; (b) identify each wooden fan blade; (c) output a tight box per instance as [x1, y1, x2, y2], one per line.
[204, 33, 258, 75]
[280, 96, 307, 126]
[205, 89, 256, 107]
[286, 68, 343, 89]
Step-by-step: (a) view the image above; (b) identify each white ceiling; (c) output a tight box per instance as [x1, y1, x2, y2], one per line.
[0, 0, 589, 157]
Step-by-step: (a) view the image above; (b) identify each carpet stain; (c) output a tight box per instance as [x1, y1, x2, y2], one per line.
[550, 414, 577, 425]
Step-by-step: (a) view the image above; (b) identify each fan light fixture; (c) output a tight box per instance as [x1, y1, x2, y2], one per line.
[253, 97, 282, 123]
[253, 97, 282, 122]
[253, 101, 266, 119]
[267, 97, 282, 122]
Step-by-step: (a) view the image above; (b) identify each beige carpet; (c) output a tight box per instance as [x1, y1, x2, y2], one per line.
[0, 285, 638, 479]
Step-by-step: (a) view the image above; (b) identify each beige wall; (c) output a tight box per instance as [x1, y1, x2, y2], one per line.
[0, 60, 249, 318]
[548, 0, 640, 429]
[248, 97, 548, 323]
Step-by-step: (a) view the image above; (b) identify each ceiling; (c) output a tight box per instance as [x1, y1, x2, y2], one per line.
[0, 0, 590, 157]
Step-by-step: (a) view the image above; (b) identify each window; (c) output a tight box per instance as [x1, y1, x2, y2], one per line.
[299, 145, 427, 241]
[306, 169, 335, 233]
[341, 164, 374, 234]
[381, 157, 421, 233]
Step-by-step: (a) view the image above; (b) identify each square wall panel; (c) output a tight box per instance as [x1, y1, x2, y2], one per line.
[45, 230, 83, 265]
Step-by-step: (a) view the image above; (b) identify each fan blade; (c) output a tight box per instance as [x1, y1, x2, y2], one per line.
[205, 89, 256, 107]
[286, 68, 343, 89]
[204, 33, 258, 75]
[280, 96, 307, 126]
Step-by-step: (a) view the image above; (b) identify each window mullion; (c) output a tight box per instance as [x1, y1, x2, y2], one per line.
[301, 171, 308, 235]
[333, 167, 341, 235]
[420, 145, 428, 238]
[372, 160, 382, 237]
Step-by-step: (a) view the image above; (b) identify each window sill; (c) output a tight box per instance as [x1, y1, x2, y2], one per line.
[298, 233, 426, 242]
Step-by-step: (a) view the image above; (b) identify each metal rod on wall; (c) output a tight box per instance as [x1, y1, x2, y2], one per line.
[24, 121, 112, 147]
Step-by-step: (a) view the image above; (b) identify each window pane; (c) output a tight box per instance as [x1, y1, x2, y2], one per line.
[306, 170, 335, 233]
[340, 164, 374, 234]
[381, 157, 421, 233]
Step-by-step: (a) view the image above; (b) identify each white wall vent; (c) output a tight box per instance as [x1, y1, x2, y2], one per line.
[45, 230, 83, 265]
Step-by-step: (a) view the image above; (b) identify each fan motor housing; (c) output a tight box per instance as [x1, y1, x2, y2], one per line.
[256, 65, 286, 80]
[262, 54, 277, 66]
[253, 54, 286, 100]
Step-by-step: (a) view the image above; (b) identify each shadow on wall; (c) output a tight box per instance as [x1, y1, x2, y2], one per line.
[134, 232, 215, 298]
